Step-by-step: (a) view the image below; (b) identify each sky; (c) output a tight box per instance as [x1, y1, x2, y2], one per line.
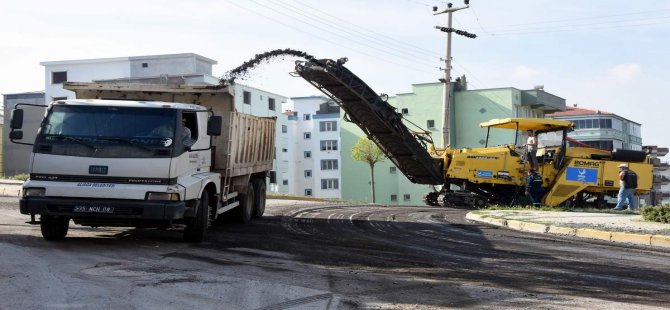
[1, 0, 669, 151]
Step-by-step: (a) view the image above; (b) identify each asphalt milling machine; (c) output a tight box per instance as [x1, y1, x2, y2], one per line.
[294, 58, 653, 208]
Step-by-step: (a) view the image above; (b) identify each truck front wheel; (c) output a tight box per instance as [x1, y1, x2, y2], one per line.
[236, 182, 255, 224]
[41, 215, 69, 240]
[183, 191, 210, 242]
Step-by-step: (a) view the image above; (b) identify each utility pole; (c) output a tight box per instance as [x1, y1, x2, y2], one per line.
[433, 1, 476, 148]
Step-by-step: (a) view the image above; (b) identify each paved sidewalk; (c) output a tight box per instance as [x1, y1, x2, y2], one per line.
[467, 210, 670, 249]
[0, 179, 23, 197]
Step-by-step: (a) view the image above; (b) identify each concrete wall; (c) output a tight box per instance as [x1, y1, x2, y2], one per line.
[129, 55, 205, 77]
[2, 92, 46, 176]
[43, 59, 131, 102]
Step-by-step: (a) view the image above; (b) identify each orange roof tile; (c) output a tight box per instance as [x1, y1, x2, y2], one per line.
[546, 106, 613, 117]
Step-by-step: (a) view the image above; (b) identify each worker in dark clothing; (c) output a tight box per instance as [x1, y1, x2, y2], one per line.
[525, 169, 544, 207]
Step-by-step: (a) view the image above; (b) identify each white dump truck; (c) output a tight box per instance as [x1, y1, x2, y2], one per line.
[9, 82, 275, 242]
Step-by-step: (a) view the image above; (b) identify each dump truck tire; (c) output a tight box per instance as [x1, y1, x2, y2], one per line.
[236, 182, 255, 224]
[252, 179, 266, 218]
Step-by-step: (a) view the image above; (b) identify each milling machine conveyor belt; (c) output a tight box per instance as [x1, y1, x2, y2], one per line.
[295, 59, 443, 185]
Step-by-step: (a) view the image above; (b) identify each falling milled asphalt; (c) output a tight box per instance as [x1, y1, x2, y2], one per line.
[1, 197, 670, 309]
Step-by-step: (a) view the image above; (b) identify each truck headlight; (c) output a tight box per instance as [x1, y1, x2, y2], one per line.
[23, 188, 46, 197]
[145, 192, 180, 201]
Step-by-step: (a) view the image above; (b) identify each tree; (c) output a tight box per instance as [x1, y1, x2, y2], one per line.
[352, 137, 386, 203]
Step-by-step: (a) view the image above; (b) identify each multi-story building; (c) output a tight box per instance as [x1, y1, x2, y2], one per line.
[282, 96, 341, 199]
[547, 106, 643, 151]
[2, 54, 288, 193]
[340, 80, 566, 205]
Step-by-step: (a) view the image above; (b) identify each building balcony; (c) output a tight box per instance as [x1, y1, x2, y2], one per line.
[657, 162, 670, 171]
[521, 89, 566, 113]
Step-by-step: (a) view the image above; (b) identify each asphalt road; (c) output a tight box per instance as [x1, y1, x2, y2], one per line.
[1, 197, 670, 309]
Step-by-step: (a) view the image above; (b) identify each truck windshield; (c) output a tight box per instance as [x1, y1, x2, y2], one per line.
[36, 105, 177, 157]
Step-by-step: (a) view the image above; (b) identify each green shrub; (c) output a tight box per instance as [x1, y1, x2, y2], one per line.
[641, 205, 670, 223]
[8, 173, 29, 181]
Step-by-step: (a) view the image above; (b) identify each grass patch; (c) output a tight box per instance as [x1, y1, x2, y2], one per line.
[267, 193, 343, 203]
[480, 204, 639, 214]
[481, 204, 569, 212]
[641, 205, 670, 223]
[3, 174, 29, 181]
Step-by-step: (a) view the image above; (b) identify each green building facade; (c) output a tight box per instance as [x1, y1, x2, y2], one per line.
[340, 81, 566, 205]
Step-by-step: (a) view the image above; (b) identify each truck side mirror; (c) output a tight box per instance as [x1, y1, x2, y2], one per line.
[10, 109, 24, 129]
[9, 131, 23, 140]
[207, 116, 222, 136]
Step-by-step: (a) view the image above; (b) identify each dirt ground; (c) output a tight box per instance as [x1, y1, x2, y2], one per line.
[1, 197, 670, 309]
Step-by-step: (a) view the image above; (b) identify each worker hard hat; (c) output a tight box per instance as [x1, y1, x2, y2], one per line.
[617, 163, 628, 168]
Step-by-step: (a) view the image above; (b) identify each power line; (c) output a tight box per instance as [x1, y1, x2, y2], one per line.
[248, 0, 440, 70]
[486, 8, 670, 29]
[269, 0, 441, 66]
[469, 6, 490, 35]
[488, 17, 670, 36]
[290, 0, 442, 58]
[487, 14, 670, 35]
[223, 0, 439, 75]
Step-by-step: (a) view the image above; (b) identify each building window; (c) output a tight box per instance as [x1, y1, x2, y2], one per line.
[243, 91, 251, 104]
[282, 179, 289, 185]
[320, 140, 338, 151]
[404, 194, 411, 201]
[304, 132, 311, 139]
[142, 62, 148, 68]
[51, 71, 67, 84]
[304, 114, 311, 120]
[571, 118, 612, 130]
[401, 108, 409, 115]
[282, 125, 287, 133]
[52, 96, 67, 101]
[282, 148, 287, 152]
[319, 121, 337, 132]
[427, 120, 435, 128]
[390, 194, 398, 202]
[305, 189, 313, 196]
[268, 98, 276, 111]
[321, 159, 338, 170]
[390, 167, 397, 174]
[304, 170, 312, 177]
[269, 171, 277, 184]
[304, 151, 312, 158]
[321, 178, 339, 190]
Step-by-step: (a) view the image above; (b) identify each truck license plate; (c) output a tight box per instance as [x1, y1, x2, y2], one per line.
[74, 205, 114, 214]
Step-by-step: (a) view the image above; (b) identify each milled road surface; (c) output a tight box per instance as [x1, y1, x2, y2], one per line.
[1, 197, 670, 309]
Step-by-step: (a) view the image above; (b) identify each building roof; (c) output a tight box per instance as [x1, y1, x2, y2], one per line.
[547, 106, 641, 125]
[546, 106, 613, 117]
[40, 53, 217, 66]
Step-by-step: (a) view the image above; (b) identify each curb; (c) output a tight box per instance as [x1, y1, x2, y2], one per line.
[0, 187, 22, 197]
[465, 212, 669, 249]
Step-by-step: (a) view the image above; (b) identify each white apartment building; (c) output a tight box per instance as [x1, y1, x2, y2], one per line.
[283, 96, 341, 199]
[4, 53, 288, 193]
